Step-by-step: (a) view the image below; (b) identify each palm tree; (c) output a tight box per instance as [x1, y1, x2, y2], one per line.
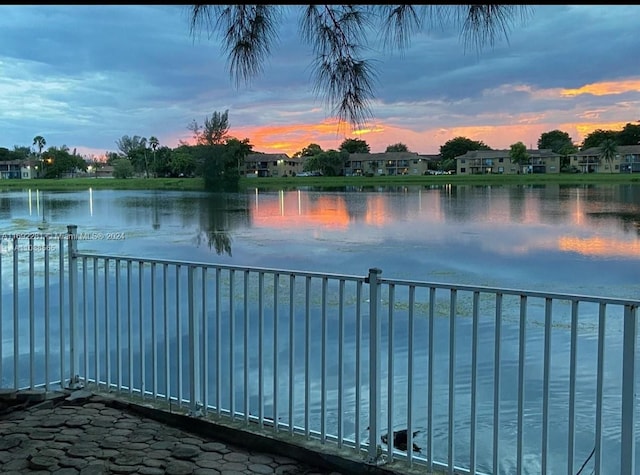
[599, 138, 618, 173]
[32, 135, 46, 178]
[188, 5, 532, 128]
[149, 136, 159, 177]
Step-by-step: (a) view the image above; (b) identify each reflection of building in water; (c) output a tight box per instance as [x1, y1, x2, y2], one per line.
[251, 190, 351, 230]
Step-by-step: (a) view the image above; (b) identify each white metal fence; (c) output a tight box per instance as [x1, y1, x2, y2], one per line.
[0, 225, 637, 475]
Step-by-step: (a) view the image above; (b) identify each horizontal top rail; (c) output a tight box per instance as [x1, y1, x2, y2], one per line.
[378, 275, 640, 307]
[73, 250, 367, 283]
[74, 249, 640, 307]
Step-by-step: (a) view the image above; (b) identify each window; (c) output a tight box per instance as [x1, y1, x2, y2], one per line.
[460, 167, 466, 173]
[499, 158, 504, 163]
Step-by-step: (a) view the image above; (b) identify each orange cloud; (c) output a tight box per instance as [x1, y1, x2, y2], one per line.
[562, 79, 640, 97]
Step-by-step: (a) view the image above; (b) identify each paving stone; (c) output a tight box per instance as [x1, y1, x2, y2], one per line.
[222, 462, 249, 471]
[172, 444, 202, 460]
[201, 442, 227, 452]
[166, 460, 197, 475]
[1, 392, 347, 475]
[28, 455, 59, 470]
[58, 456, 90, 469]
[51, 469, 80, 475]
[249, 455, 274, 464]
[248, 463, 274, 474]
[223, 452, 249, 463]
[139, 467, 165, 475]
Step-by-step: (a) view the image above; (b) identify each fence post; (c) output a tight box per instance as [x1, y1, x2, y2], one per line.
[621, 304, 637, 475]
[366, 268, 383, 465]
[66, 225, 82, 389]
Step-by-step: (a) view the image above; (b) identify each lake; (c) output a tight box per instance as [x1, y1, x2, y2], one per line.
[1, 182, 639, 474]
[3, 183, 638, 299]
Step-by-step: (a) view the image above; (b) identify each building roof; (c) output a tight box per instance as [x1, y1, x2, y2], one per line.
[455, 149, 558, 160]
[575, 144, 640, 156]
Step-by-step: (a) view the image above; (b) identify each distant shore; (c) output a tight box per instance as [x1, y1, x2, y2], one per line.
[0, 173, 638, 192]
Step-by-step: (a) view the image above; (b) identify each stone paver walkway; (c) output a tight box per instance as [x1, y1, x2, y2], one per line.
[0, 389, 345, 475]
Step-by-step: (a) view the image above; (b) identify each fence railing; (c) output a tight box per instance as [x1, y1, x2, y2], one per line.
[0, 225, 638, 475]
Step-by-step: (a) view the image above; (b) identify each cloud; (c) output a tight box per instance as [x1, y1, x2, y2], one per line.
[0, 5, 638, 158]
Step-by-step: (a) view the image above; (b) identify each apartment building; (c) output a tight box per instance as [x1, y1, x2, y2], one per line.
[455, 149, 561, 175]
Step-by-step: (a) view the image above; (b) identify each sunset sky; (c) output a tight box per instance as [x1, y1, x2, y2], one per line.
[1, 5, 639, 160]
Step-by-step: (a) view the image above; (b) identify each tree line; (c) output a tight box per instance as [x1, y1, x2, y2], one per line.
[4, 119, 637, 187]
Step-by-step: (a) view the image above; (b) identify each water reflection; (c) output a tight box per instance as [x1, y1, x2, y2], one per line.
[1, 184, 639, 297]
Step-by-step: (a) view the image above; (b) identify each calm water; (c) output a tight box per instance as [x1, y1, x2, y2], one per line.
[1, 183, 639, 474]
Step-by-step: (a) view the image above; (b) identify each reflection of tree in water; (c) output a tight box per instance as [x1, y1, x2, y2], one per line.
[196, 192, 250, 256]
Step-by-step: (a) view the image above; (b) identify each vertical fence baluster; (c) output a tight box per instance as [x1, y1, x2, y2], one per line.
[568, 300, 579, 474]
[138, 261, 144, 398]
[321, 276, 327, 442]
[58, 236, 65, 389]
[82, 257, 88, 385]
[44, 237, 50, 390]
[215, 267, 221, 415]
[594, 303, 606, 474]
[355, 281, 362, 451]
[229, 269, 234, 419]
[387, 284, 395, 461]
[427, 286, 435, 471]
[93, 257, 98, 388]
[516, 296, 527, 475]
[273, 273, 280, 432]
[176, 264, 182, 406]
[258, 271, 264, 426]
[470, 291, 480, 474]
[163, 264, 169, 401]
[621, 304, 637, 475]
[127, 260, 132, 395]
[151, 262, 157, 398]
[493, 293, 503, 474]
[337, 279, 345, 447]
[13, 236, 19, 388]
[304, 275, 311, 438]
[541, 298, 553, 474]
[407, 285, 415, 466]
[28, 238, 34, 388]
[202, 267, 208, 414]
[243, 270, 249, 423]
[367, 268, 382, 464]
[288, 274, 295, 435]
[448, 289, 457, 475]
[104, 258, 110, 390]
[115, 260, 121, 391]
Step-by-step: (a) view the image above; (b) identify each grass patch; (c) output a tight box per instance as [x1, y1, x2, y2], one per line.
[0, 173, 638, 192]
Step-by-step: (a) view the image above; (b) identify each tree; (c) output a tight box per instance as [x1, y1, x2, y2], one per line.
[189, 110, 230, 145]
[293, 143, 323, 158]
[617, 122, 640, 146]
[112, 158, 135, 179]
[581, 129, 618, 150]
[116, 135, 149, 177]
[41, 146, 87, 178]
[439, 136, 491, 162]
[538, 129, 576, 171]
[149, 136, 160, 177]
[386, 143, 409, 152]
[537, 130, 573, 154]
[599, 138, 618, 173]
[339, 138, 370, 154]
[32, 135, 46, 155]
[188, 5, 532, 128]
[509, 141, 528, 172]
[303, 150, 348, 176]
